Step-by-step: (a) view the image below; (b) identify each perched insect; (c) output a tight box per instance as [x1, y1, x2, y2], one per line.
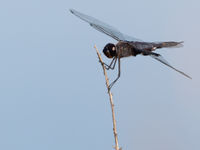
[70, 9, 191, 89]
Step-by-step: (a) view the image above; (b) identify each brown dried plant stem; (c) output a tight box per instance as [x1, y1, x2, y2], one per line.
[94, 45, 120, 150]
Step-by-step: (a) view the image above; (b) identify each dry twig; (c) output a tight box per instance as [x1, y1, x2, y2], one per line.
[94, 45, 120, 150]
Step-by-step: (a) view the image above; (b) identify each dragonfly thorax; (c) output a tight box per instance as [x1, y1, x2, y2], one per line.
[103, 43, 116, 58]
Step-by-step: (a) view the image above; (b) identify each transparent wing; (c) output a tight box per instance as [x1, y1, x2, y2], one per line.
[150, 54, 192, 79]
[70, 9, 141, 42]
[122, 33, 143, 42]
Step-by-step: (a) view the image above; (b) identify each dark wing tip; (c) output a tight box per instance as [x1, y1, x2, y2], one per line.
[186, 74, 192, 80]
[69, 9, 75, 14]
[179, 71, 192, 79]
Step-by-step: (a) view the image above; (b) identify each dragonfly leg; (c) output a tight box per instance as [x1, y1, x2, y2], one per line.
[109, 56, 121, 89]
[103, 57, 117, 70]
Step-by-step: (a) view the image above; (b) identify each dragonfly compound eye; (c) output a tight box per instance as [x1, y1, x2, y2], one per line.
[103, 43, 116, 58]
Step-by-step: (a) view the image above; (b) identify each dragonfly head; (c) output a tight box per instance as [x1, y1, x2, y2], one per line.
[103, 43, 116, 58]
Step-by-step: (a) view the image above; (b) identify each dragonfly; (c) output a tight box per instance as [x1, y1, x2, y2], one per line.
[70, 9, 191, 89]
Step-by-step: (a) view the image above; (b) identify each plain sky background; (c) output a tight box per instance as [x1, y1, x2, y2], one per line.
[0, 0, 200, 150]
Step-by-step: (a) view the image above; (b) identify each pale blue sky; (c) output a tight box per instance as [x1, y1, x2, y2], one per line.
[0, 0, 200, 150]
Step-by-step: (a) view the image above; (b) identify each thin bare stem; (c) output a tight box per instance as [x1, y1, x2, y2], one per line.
[94, 45, 121, 150]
